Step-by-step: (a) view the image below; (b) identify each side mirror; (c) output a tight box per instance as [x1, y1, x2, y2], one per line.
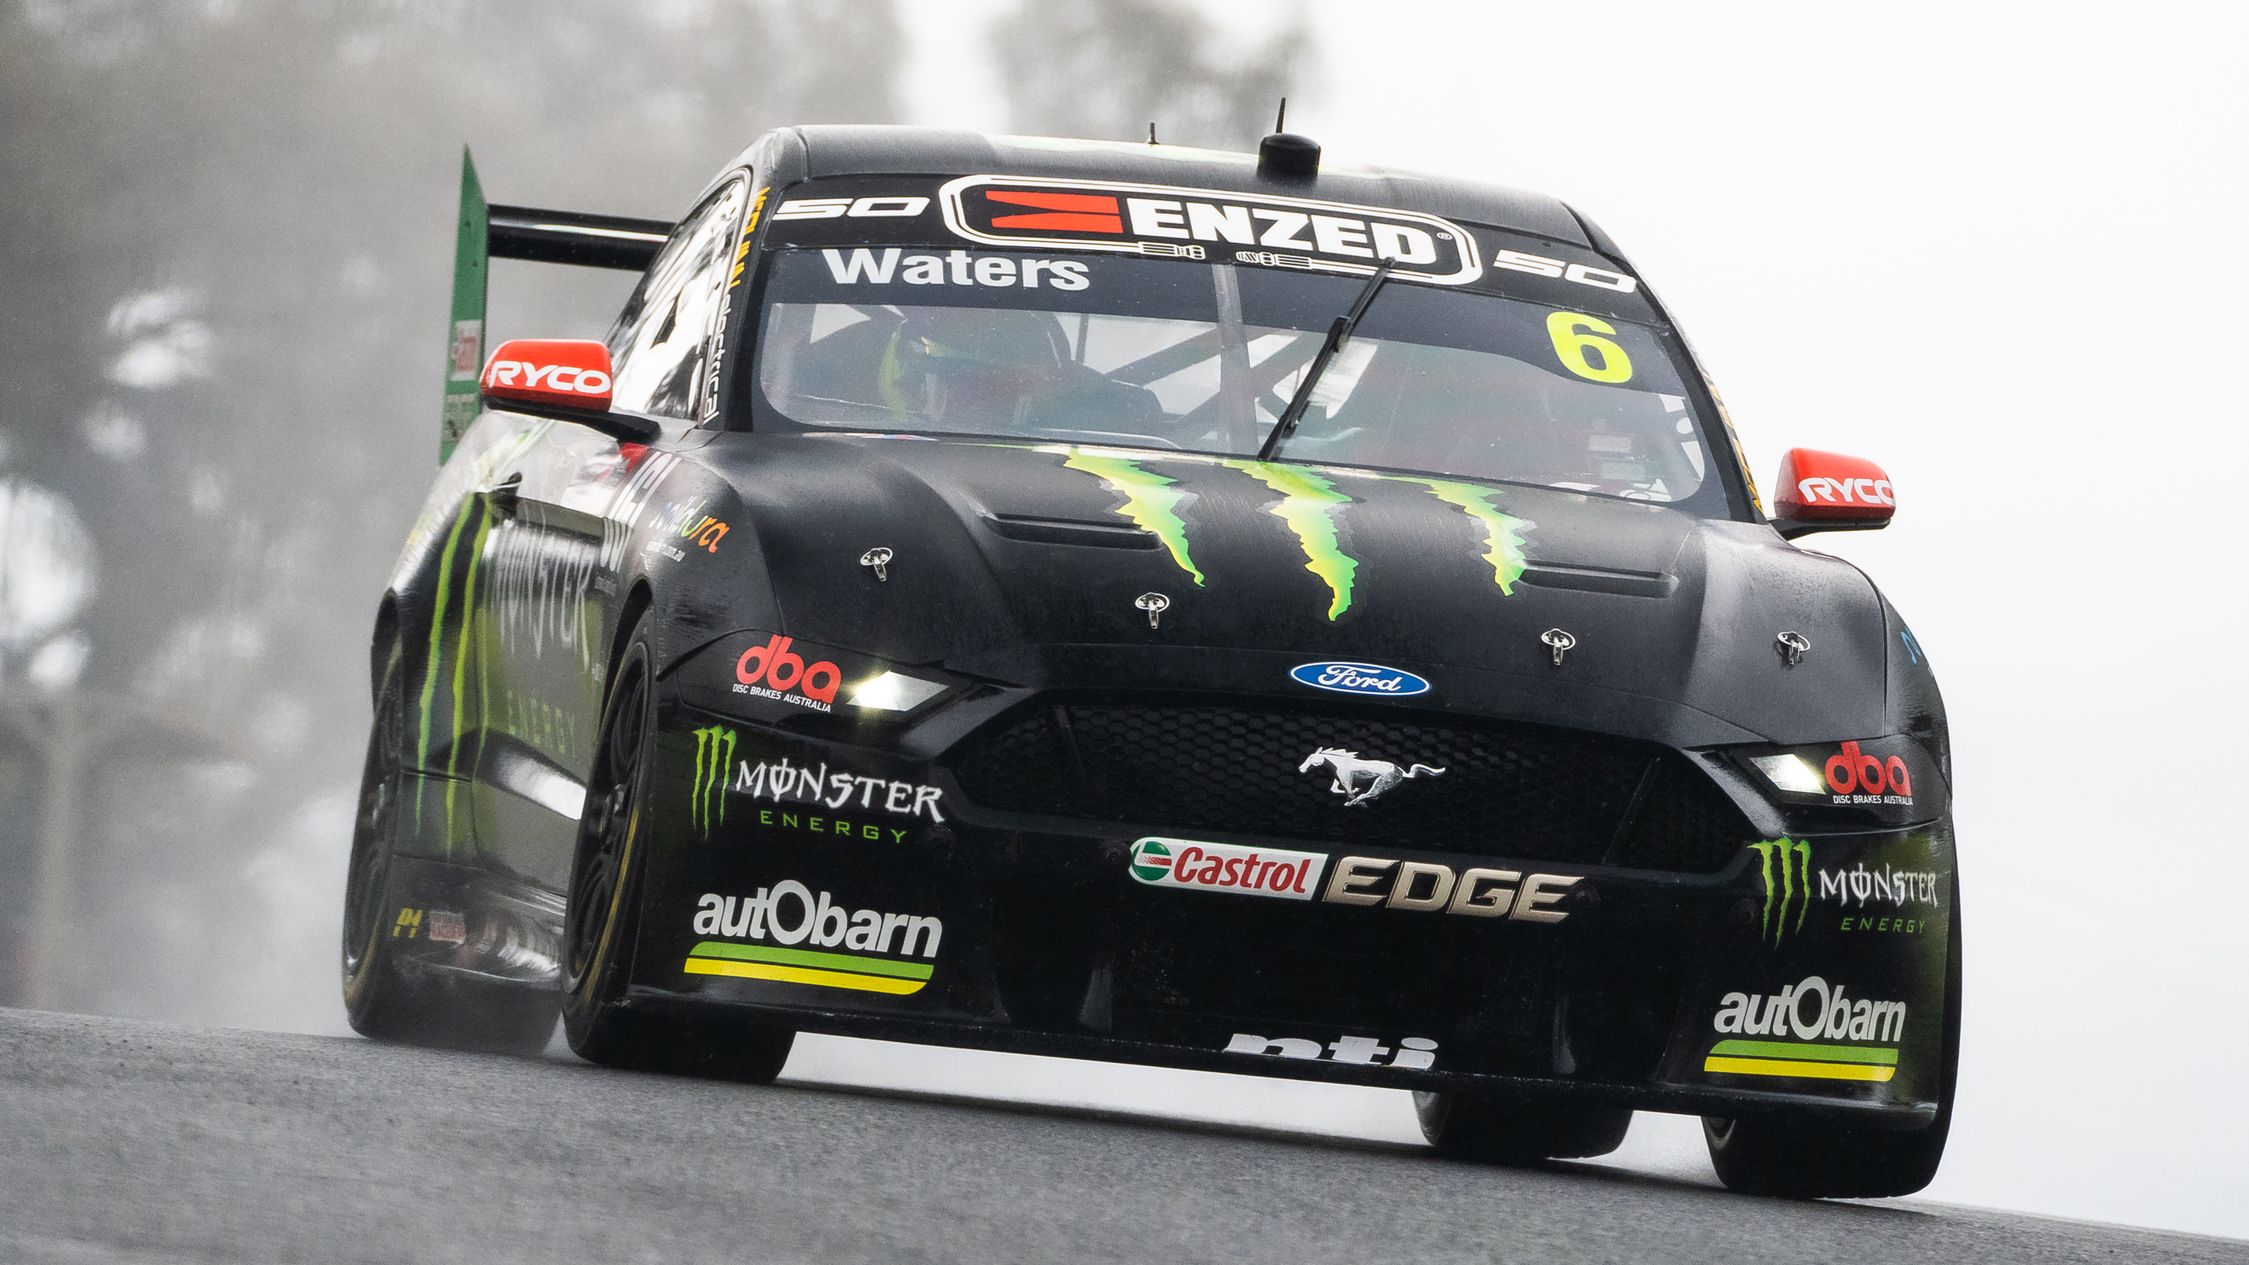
[480, 338, 614, 410]
[478, 338, 658, 442]
[1772, 448, 1895, 539]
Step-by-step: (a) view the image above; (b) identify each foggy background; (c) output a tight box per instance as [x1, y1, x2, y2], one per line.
[2, 0, 2242, 1241]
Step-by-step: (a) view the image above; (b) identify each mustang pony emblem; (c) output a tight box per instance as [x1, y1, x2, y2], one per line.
[1298, 747, 1447, 807]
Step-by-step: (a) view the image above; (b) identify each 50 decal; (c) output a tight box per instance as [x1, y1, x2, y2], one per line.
[773, 195, 931, 221]
[1491, 249, 1638, 293]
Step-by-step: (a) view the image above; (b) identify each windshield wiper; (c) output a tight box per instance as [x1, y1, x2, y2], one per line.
[1254, 257, 1397, 462]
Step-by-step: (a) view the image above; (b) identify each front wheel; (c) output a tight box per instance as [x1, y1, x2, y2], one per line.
[560, 612, 795, 1083]
[1414, 1090, 1633, 1163]
[1702, 880, 1963, 1198]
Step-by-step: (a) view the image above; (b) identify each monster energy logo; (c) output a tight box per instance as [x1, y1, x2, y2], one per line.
[1051, 447, 1529, 621]
[1747, 838, 1811, 946]
[691, 726, 737, 835]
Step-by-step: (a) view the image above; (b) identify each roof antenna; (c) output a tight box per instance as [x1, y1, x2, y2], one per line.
[1148, 121, 1158, 145]
[1259, 97, 1320, 179]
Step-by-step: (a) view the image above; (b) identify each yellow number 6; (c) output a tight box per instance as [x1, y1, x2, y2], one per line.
[1546, 311, 1634, 384]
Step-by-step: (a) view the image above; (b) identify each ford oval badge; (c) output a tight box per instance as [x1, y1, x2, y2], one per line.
[1289, 661, 1432, 697]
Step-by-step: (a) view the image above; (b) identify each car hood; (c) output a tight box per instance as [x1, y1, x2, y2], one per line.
[724, 433, 1889, 746]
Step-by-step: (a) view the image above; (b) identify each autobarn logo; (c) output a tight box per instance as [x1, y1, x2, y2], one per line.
[1823, 740, 1913, 805]
[1710, 975, 1907, 1045]
[938, 175, 1483, 285]
[1704, 975, 1907, 1083]
[1129, 837, 1324, 901]
[685, 881, 942, 996]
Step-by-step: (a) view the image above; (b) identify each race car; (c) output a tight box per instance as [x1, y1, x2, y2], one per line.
[342, 126, 1956, 1199]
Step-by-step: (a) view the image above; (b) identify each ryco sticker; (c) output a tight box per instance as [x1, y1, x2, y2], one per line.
[938, 175, 1484, 286]
[1796, 476, 1895, 507]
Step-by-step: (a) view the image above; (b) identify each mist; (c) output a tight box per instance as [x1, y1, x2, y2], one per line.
[5, 0, 2242, 1243]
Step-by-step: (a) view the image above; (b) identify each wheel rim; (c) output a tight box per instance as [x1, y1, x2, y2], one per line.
[565, 653, 649, 989]
[342, 656, 406, 978]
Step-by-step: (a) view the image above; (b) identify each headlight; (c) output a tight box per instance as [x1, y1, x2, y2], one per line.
[846, 669, 950, 713]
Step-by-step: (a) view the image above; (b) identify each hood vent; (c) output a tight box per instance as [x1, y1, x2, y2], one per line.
[1520, 561, 1677, 599]
[982, 513, 1160, 551]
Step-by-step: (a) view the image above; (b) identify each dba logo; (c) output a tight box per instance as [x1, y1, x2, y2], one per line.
[1288, 661, 1431, 697]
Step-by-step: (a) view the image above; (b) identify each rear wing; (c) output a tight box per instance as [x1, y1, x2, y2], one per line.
[440, 148, 673, 461]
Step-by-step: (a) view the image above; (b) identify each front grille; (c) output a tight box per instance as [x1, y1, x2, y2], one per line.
[946, 698, 1752, 870]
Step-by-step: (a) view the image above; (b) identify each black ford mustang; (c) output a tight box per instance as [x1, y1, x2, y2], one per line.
[343, 126, 1955, 1198]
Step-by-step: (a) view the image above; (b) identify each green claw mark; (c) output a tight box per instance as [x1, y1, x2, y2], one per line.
[1060, 449, 1206, 585]
[690, 726, 737, 836]
[1224, 461, 1358, 621]
[1748, 840, 1779, 944]
[1790, 838, 1811, 936]
[444, 502, 495, 833]
[1398, 477, 1529, 595]
[415, 499, 477, 820]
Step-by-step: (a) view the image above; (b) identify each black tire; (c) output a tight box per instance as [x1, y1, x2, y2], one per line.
[1414, 1089, 1633, 1163]
[560, 612, 795, 1083]
[342, 628, 557, 1054]
[1702, 883, 1963, 1199]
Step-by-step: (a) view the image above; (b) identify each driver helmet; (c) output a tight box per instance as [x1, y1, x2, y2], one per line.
[878, 307, 1069, 429]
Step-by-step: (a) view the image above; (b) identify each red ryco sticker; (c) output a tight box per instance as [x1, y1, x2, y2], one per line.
[479, 338, 613, 409]
[938, 175, 1483, 285]
[1824, 741, 1913, 805]
[733, 635, 842, 713]
[1129, 837, 1326, 901]
[1776, 449, 1897, 520]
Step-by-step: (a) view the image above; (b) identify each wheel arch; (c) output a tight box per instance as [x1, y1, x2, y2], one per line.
[371, 594, 404, 695]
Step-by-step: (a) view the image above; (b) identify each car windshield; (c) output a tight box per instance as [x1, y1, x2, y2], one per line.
[752, 245, 1720, 507]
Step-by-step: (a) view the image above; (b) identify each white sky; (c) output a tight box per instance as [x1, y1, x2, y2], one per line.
[881, 0, 2249, 1238]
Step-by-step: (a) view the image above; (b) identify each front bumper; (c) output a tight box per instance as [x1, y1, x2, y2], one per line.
[626, 681, 1955, 1126]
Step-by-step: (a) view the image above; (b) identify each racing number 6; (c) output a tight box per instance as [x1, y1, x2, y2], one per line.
[1546, 311, 1634, 384]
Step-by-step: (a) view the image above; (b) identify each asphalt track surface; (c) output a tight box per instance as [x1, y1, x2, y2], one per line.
[1, 1008, 2238, 1265]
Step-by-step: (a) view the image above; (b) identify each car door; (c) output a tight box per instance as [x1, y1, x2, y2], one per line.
[472, 174, 750, 890]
